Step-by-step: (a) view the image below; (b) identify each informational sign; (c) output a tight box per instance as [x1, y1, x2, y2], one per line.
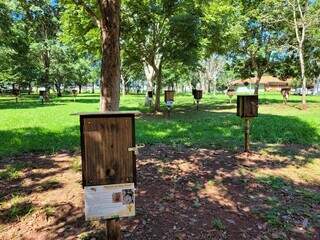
[84, 183, 135, 221]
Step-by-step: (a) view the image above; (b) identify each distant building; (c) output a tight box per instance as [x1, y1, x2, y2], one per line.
[230, 75, 292, 92]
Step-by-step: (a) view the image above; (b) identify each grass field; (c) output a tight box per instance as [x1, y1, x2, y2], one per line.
[0, 92, 319, 157]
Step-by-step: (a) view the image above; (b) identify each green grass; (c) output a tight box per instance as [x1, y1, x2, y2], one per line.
[256, 175, 320, 231]
[211, 217, 225, 230]
[0, 162, 28, 181]
[0, 92, 319, 157]
[0, 195, 34, 222]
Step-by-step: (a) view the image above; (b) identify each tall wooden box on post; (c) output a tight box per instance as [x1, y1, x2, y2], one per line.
[236, 95, 258, 118]
[236, 95, 259, 152]
[164, 90, 175, 116]
[164, 90, 175, 102]
[39, 90, 49, 104]
[78, 112, 141, 224]
[147, 91, 153, 108]
[193, 90, 203, 111]
[147, 91, 153, 99]
[12, 89, 20, 103]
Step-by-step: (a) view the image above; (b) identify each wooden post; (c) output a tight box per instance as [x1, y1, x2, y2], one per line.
[106, 219, 121, 240]
[244, 118, 250, 152]
[196, 100, 199, 111]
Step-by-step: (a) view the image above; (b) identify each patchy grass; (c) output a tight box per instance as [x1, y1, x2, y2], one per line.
[39, 179, 62, 191]
[0, 195, 34, 222]
[0, 93, 319, 157]
[71, 157, 81, 172]
[211, 217, 225, 230]
[255, 175, 320, 233]
[0, 162, 28, 181]
[42, 204, 56, 218]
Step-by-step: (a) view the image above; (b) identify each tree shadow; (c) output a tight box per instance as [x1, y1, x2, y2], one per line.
[136, 112, 320, 149]
[0, 126, 80, 158]
[119, 145, 320, 239]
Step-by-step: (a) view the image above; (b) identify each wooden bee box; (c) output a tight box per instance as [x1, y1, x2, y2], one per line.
[12, 89, 20, 96]
[79, 112, 139, 187]
[72, 89, 78, 95]
[193, 90, 203, 100]
[237, 95, 258, 118]
[147, 91, 153, 98]
[164, 90, 175, 102]
[39, 90, 47, 97]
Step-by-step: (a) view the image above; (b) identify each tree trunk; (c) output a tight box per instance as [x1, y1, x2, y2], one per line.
[78, 84, 82, 94]
[28, 83, 32, 95]
[92, 82, 95, 93]
[43, 46, 50, 91]
[154, 63, 162, 112]
[121, 75, 126, 96]
[99, 0, 121, 112]
[298, 45, 307, 107]
[144, 62, 155, 106]
[55, 83, 62, 97]
[254, 73, 263, 95]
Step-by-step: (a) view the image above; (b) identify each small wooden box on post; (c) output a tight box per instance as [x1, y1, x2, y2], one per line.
[164, 90, 175, 116]
[236, 95, 259, 152]
[72, 89, 78, 102]
[236, 95, 258, 118]
[78, 111, 140, 239]
[39, 90, 48, 104]
[147, 91, 153, 99]
[147, 91, 153, 108]
[193, 90, 203, 111]
[12, 89, 20, 103]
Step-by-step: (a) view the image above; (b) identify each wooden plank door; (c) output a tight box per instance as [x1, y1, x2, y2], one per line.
[80, 114, 136, 187]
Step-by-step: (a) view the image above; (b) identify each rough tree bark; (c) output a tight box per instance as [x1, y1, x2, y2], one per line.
[145, 54, 162, 111]
[143, 62, 155, 106]
[99, 0, 121, 112]
[55, 83, 62, 97]
[254, 73, 263, 95]
[154, 63, 162, 112]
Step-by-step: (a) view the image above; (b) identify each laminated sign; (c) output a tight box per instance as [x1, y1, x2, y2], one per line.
[85, 183, 135, 221]
[78, 112, 139, 221]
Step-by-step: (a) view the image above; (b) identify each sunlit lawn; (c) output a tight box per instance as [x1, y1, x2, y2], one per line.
[0, 92, 319, 157]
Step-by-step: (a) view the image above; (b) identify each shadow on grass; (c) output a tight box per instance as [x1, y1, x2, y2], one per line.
[0, 126, 80, 158]
[136, 111, 320, 151]
[0, 100, 66, 110]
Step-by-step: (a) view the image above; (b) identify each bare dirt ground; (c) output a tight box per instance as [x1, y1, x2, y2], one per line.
[0, 145, 319, 240]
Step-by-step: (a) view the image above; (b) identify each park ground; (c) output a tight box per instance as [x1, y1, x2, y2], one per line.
[0, 93, 319, 239]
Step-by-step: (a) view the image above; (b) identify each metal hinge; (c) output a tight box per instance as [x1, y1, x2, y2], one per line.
[128, 144, 145, 155]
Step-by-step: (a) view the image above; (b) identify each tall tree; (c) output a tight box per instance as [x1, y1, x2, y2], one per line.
[122, 0, 202, 111]
[61, 0, 120, 111]
[286, 0, 320, 106]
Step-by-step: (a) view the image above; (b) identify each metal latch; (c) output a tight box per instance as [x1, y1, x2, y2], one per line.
[128, 144, 145, 155]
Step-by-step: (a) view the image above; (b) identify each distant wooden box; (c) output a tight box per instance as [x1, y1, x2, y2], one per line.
[237, 95, 258, 118]
[79, 112, 138, 187]
[12, 89, 20, 96]
[39, 90, 47, 97]
[147, 91, 153, 98]
[193, 90, 203, 100]
[164, 90, 175, 102]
